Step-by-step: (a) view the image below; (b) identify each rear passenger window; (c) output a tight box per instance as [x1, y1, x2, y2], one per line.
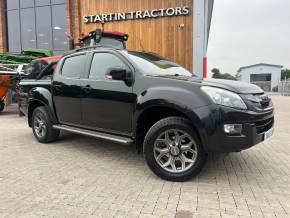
[89, 53, 127, 80]
[61, 55, 85, 78]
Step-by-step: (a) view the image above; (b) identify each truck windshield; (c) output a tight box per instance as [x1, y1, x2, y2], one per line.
[82, 37, 124, 49]
[98, 37, 124, 49]
[126, 51, 193, 77]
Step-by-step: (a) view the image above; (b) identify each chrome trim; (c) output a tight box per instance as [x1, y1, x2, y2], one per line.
[256, 106, 273, 112]
[53, 125, 133, 144]
[262, 106, 273, 111]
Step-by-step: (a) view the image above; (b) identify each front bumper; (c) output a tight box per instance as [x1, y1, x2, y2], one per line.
[193, 105, 274, 153]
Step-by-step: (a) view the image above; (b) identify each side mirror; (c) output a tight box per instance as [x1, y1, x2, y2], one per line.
[107, 68, 133, 86]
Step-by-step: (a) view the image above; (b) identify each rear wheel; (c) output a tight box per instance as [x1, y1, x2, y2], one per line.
[0, 100, 4, 112]
[144, 117, 207, 182]
[32, 106, 60, 143]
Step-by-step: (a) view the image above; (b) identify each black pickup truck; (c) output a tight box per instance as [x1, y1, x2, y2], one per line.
[18, 47, 274, 181]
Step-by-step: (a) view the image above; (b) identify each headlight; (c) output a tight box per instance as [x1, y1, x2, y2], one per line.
[201, 86, 247, 110]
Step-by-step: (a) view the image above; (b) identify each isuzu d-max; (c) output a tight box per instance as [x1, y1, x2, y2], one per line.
[18, 47, 274, 181]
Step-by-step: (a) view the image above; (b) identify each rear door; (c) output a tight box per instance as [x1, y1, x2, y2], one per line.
[80, 51, 135, 135]
[52, 53, 87, 126]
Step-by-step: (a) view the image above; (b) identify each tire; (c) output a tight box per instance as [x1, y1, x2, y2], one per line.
[32, 106, 60, 143]
[0, 100, 4, 112]
[144, 117, 207, 182]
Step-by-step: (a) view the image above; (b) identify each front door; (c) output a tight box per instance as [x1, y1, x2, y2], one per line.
[80, 52, 135, 135]
[53, 54, 86, 126]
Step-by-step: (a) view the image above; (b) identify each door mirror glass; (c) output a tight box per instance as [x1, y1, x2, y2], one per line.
[108, 68, 133, 86]
[89, 53, 133, 86]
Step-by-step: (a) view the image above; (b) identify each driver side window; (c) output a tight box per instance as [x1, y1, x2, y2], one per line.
[89, 53, 127, 80]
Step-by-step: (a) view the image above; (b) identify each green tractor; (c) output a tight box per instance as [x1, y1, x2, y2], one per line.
[0, 48, 53, 65]
[0, 48, 53, 112]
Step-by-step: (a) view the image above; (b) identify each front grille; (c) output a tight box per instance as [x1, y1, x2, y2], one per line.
[244, 93, 273, 112]
[260, 99, 270, 108]
[255, 118, 274, 134]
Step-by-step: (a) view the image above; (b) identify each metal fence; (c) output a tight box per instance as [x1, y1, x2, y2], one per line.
[279, 81, 290, 96]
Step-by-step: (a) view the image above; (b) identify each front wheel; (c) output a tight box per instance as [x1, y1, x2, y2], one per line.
[144, 117, 207, 182]
[32, 106, 60, 143]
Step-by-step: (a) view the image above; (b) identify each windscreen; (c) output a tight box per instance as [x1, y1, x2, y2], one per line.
[82, 37, 124, 49]
[98, 37, 124, 49]
[125, 51, 193, 77]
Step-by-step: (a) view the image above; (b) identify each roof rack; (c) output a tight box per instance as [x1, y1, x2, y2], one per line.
[64, 45, 122, 56]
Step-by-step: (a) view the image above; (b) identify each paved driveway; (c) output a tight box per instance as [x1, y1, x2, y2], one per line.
[0, 96, 290, 218]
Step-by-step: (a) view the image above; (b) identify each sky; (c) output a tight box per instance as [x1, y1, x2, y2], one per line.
[207, 0, 290, 77]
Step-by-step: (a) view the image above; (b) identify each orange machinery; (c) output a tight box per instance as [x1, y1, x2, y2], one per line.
[0, 75, 17, 112]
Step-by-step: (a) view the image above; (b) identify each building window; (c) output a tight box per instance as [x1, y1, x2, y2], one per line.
[35, 0, 51, 6]
[51, 0, 66, 4]
[20, 0, 35, 8]
[6, 0, 67, 53]
[7, 10, 21, 52]
[20, 8, 37, 49]
[52, 4, 67, 51]
[6, 0, 19, 10]
[36, 6, 53, 49]
[250, 74, 272, 82]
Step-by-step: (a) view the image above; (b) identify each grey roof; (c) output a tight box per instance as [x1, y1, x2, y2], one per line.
[238, 63, 283, 72]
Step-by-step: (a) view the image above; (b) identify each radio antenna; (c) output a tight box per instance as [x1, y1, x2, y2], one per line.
[101, 20, 105, 31]
[139, 39, 145, 52]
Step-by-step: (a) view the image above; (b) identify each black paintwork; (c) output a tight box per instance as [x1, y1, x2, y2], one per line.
[18, 47, 274, 152]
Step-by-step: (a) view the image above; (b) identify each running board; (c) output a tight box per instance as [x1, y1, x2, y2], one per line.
[53, 125, 133, 145]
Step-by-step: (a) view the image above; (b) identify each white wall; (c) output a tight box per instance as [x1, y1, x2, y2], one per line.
[238, 65, 282, 90]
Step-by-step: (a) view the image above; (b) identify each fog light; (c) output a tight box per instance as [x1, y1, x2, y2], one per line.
[224, 124, 243, 135]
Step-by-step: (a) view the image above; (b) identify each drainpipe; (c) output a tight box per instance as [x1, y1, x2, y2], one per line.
[193, 0, 214, 79]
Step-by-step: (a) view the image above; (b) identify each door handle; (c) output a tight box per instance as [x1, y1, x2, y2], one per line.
[84, 85, 91, 89]
[105, 74, 113, 80]
[83, 85, 92, 94]
[54, 84, 62, 91]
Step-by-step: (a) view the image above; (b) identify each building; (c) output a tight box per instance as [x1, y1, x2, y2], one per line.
[0, 0, 214, 106]
[0, 0, 214, 78]
[237, 63, 283, 92]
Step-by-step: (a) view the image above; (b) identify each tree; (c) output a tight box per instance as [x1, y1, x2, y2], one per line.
[211, 68, 237, 81]
[281, 69, 290, 80]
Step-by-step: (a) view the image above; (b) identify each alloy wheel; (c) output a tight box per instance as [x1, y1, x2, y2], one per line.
[33, 115, 47, 138]
[153, 129, 198, 173]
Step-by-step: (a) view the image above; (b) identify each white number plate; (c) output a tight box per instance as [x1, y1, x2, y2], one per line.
[264, 128, 274, 141]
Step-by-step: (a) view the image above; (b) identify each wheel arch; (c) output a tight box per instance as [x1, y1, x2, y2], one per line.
[134, 102, 205, 152]
[27, 87, 58, 127]
[28, 100, 45, 127]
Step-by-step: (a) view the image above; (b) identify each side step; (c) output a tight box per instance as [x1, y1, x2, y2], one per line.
[53, 125, 133, 145]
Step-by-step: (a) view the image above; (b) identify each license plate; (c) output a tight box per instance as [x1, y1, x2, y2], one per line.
[264, 128, 274, 141]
